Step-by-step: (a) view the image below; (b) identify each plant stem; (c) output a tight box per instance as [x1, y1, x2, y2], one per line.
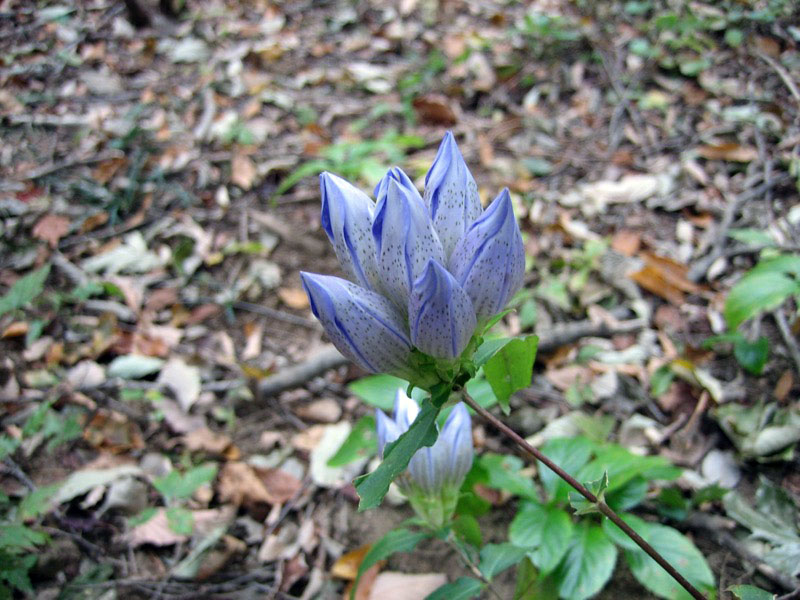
[460, 391, 707, 600]
[444, 533, 504, 600]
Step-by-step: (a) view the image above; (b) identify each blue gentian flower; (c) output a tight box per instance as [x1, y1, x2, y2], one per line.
[303, 132, 525, 376]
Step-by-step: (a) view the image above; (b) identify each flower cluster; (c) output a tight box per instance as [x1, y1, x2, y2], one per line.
[301, 132, 525, 382]
[376, 389, 473, 526]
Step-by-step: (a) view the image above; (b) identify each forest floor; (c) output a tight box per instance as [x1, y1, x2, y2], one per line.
[1, 0, 800, 599]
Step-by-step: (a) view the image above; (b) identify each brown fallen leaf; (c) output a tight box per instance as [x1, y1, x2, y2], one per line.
[180, 427, 238, 458]
[2, 321, 28, 338]
[231, 153, 257, 190]
[32, 214, 71, 248]
[629, 253, 700, 305]
[217, 462, 279, 509]
[84, 410, 144, 453]
[611, 229, 641, 257]
[412, 94, 458, 126]
[295, 398, 342, 423]
[774, 370, 793, 403]
[697, 143, 758, 162]
[278, 287, 310, 309]
[332, 544, 372, 580]
[195, 535, 247, 580]
[241, 321, 263, 361]
[255, 467, 303, 504]
[126, 507, 234, 548]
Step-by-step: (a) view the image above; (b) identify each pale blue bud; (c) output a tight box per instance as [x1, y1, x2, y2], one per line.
[319, 172, 379, 290]
[424, 132, 481, 260]
[409, 259, 477, 360]
[374, 166, 420, 206]
[448, 188, 525, 321]
[300, 273, 412, 377]
[375, 390, 473, 496]
[372, 175, 445, 308]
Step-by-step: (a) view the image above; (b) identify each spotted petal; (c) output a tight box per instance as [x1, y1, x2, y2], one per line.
[408, 259, 476, 360]
[423, 132, 481, 260]
[448, 188, 525, 321]
[320, 172, 379, 290]
[300, 272, 412, 377]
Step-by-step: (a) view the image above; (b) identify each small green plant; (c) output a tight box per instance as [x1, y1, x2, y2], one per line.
[274, 130, 425, 196]
[706, 252, 800, 374]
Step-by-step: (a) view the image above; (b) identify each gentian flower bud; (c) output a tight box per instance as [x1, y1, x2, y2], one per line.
[372, 177, 445, 308]
[374, 166, 420, 206]
[300, 273, 413, 378]
[423, 132, 481, 260]
[319, 172, 379, 291]
[375, 390, 474, 527]
[408, 259, 476, 360]
[448, 188, 525, 321]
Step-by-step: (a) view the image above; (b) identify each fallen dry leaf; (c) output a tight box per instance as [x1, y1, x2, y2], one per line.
[255, 467, 303, 504]
[181, 427, 238, 458]
[295, 398, 342, 423]
[774, 370, 793, 403]
[367, 572, 448, 600]
[331, 544, 372, 580]
[195, 535, 247, 580]
[217, 461, 280, 508]
[84, 410, 144, 453]
[2, 321, 28, 338]
[697, 143, 758, 162]
[629, 253, 700, 306]
[241, 321, 263, 360]
[157, 357, 201, 412]
[126, 507, 233, 548]
[231, 153, 257, 190]
[32, 214, 71, 248]
[412, 94, 458, 126]
[278, 287, 310, 309]
[611, 229, 641, 257]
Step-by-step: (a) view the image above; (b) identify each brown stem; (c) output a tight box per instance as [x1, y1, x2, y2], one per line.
[460, 392, 707, 600]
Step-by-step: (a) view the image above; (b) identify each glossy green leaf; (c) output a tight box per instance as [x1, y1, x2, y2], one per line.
[538, 437, 594, 503]
[733, 336, 769, 375]
[153, 464, 217, 502]
[426, 577, 484, 600]
[509, 502, 574, 573]
[0, 264, 50, 317]
[347, 375, 419, 410]
[483, 336, 538, 413]
[354, 400, 440, 510]
[513, 557, 559, 600]
[452, 514, 482, 548]
[479, 454, 539, 501]
[479, 543, 528, 579]
[352, 528, 431, 599]
[728, 585, 775, 600]
[725, 272, 798, 330]
[327, 415, 377, 467]
[555, 522, 617, 600]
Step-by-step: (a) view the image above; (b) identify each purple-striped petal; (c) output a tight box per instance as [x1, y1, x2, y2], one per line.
[408, 259, 477, 360]
[300, 272, 412, 377]
[423, 132, 481, 260]
[448, 188, 525, 321]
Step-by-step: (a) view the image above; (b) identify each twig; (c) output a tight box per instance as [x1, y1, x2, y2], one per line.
[21, 150, 123, 181]
[258, 345, 346, 398]
[2, 457, 36, 491]
[445, 533, 503, 600]
[249, 210, 326, 256]
[684, 513, 799, 593]
[774, 309, 800, 376]
[688, 173, 793, 282]
[232, 300, 320, 329]
[536, 317, 646, 353]
[460, 391, 708, 600]
[756, 51, 800, 109]
[3, 113, 91, 128]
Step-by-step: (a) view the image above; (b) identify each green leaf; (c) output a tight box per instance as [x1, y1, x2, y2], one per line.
[650, 365, 675, 397]
[625, 523, 715, 599]
[483, 336, 538, 413]
[750, 254, 800, 277]
[347, 375, 417, 410]
[153, 464, 217, 502]
[426, 577, 485, 600]
[0, 264, 50, 317]
[514, 557, 560, 600]
[479, 543, 528, 579]
[725, 272, 799, 330]
[107, 355, 165, 379]
[554, 522, 617, 600]
[728, 585, 776, 600]
[0, 524, 47, 549]
[127, 507, 158, 527]
[479, 454, 539, 501]
[605, 476, 649, 512]
[727, 228, 775, 246]
[17, 484, 61, 521]
[568, 472, 608, 515]
[509, 502, 574, 573]
[327, 415, 377, 467]
[354, 399, 441, 510]
[538, 437, 594, 503]
[733, 336, 769, 375]
[166, 506, 194, 536]
[464, 376, 497, 410]
[473, 337, 513, 368]
[352, 528, 431, 599]
[452, 514, 482, 548]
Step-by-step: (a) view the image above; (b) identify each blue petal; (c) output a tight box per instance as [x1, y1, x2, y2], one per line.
[320, 172, 379, 290]
[408, 259, 477, 359]
[375, 408, 401, 457]
[300, 272, 413, 377]
[448, 188, 525, 321]
[438, 403, 473, 488]
[393, 388, 420, 430]
[424, 132, 482, 260]
[372, 175, 444, 308]
[374, 166, 420, 206]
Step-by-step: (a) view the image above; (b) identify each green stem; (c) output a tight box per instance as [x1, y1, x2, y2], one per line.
[460, 391, 708, 600]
